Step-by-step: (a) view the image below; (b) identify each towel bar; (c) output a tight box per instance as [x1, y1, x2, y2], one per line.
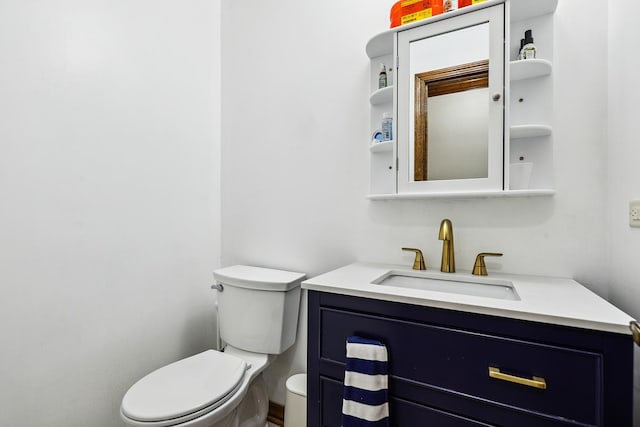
[631, 321, 640, 346]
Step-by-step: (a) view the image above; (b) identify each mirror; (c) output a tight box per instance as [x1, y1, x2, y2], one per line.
[409, 22, 490, 181]
[397, 5, 504, 194]
[414, 59, 489, 180]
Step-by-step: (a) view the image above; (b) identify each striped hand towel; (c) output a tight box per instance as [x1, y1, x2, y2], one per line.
[341, 336, 390, 427]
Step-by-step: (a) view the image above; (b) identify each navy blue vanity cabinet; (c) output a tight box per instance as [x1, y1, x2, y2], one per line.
[307, 291, 633, 427]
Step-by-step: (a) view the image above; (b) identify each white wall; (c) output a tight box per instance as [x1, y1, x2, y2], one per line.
[0, 1, 221, 426]
[608, 1, 640, 421]
[221, 0, 615, 405]
[221, 0, 387, 403]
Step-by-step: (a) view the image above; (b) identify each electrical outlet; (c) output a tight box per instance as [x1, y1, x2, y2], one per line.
[630, 200, 640, 227]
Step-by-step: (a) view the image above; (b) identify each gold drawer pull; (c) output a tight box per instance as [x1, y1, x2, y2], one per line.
[488, 367, 547, 389]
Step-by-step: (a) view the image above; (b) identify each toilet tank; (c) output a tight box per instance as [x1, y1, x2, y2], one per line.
[213, 265, 306, 354]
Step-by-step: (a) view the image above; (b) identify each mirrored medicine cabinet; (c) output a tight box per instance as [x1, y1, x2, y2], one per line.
[366, 0, 557, 199]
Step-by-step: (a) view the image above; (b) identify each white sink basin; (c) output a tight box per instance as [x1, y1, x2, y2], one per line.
[372, 271, 520, 301]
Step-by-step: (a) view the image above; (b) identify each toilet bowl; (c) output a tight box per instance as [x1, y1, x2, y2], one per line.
[120, 265, 305, 427]
[121, 347, 272, 427]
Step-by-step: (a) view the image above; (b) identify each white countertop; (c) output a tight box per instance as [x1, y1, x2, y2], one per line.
[302, 262, 635, 335]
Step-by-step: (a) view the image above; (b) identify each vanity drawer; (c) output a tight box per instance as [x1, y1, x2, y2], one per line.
[320, 376, 497, 427]
[319, 307, 602, 426]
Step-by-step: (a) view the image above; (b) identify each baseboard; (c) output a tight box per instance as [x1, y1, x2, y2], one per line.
[267, 401, 285, 426]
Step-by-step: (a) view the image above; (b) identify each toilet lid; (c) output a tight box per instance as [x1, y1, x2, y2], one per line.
[121, 350, 247, 423]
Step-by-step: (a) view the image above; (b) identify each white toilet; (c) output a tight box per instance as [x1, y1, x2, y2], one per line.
[120, 265, 306, 427]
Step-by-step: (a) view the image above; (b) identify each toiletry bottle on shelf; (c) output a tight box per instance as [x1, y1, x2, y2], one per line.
[378, 64, 387, 89]
[522, 29, 537, 60]
[518, 38, 525, 60]
[381, 113, 393, 141]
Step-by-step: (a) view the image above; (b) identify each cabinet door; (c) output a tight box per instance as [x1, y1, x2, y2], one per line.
[397, 4, 505, 194]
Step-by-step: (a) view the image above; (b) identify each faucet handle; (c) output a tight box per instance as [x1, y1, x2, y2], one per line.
[402, 247, 426, 270]
[472, 252, 503, 276]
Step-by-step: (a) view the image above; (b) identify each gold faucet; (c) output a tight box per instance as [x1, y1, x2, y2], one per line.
[472, 253, 503, 276]
[438, 219, 455, 273]
[402, 247, 426, 270]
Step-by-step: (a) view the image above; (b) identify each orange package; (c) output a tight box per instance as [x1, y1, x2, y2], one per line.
[390, 0, 443, 28]
[460, 0, 488, 7]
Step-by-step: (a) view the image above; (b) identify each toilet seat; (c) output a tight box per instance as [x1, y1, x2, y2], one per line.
[121, 350, 247, 426]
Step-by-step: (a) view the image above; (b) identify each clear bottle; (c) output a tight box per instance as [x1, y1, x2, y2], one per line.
[381, 112, 393, 141]
[378, 64, 387, 89]
[522, 29, 537, 60]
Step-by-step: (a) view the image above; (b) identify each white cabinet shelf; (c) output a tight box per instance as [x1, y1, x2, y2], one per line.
[510, 59, 552, 81]
[367, 189, 555, 200]
[511, 0, 558, 22]
[510, 124, 552, 139]
[369, 86, 393, 105]
[370, 141, 393, 153]
[366, 33, 393, 59]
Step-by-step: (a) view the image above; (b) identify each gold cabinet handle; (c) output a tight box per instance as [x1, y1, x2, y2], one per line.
[488, 367, 546, 389]
[402, 247, 426, 270]
[631, 321, 640, 346]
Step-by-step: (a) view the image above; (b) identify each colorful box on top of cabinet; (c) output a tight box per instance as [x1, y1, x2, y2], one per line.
[390, 0, 488, 28]
[390, 0, 442, 28]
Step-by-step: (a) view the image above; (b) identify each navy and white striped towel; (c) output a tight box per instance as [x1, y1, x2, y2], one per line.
[341, 336, 390, 427]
